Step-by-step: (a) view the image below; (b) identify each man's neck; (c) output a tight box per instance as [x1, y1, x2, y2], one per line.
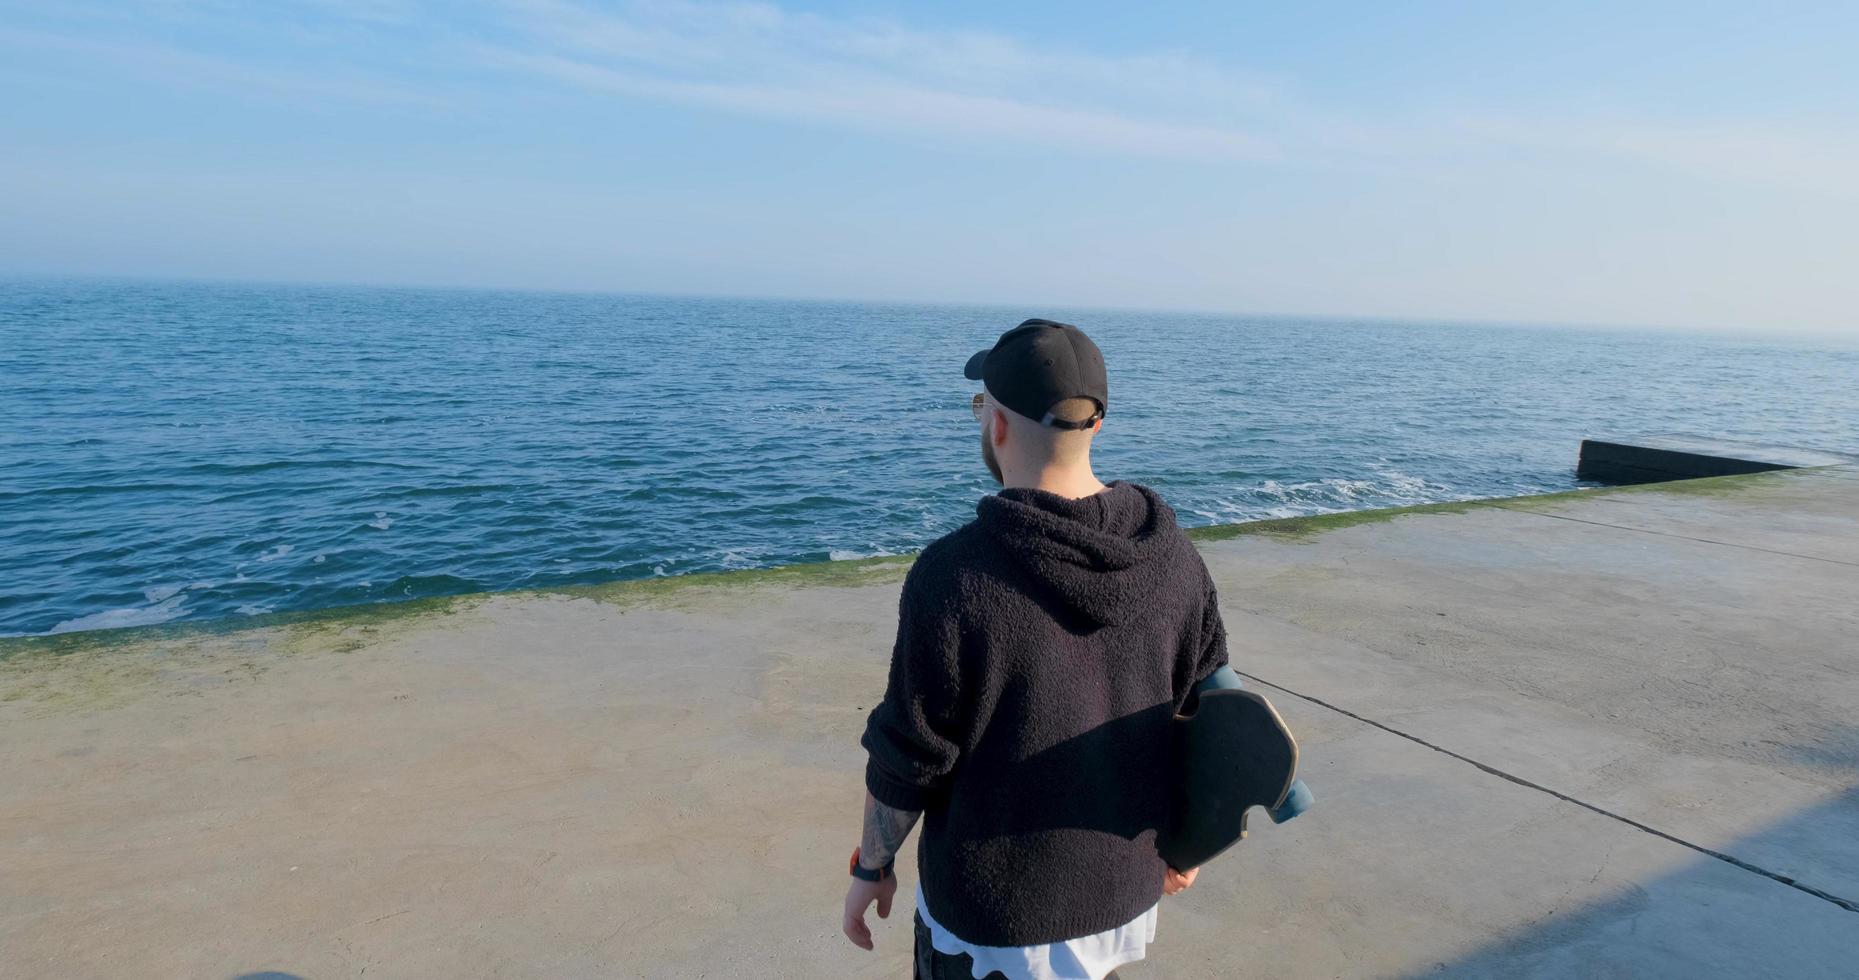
[1003, 470, 1110, 500]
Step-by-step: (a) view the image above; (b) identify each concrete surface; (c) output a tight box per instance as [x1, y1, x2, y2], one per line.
[3, 466, 1856, 978]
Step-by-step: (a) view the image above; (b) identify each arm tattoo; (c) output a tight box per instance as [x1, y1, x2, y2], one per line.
[860, 790, 922, 870]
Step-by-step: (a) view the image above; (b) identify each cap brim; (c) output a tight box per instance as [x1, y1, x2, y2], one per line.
[962, 349, 989, 381]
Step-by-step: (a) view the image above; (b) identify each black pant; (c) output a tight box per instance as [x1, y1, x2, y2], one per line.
[913, 910, 1009, 980]
[912, 911, 1123, 980]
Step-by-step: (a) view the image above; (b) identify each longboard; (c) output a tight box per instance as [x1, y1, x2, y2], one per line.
[1158, 679, 1308, 872]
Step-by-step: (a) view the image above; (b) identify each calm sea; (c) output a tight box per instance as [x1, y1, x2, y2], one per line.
[3, 278, 1855, 637]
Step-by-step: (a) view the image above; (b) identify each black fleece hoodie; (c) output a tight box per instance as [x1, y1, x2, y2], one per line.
[860, 479, 1230, 947]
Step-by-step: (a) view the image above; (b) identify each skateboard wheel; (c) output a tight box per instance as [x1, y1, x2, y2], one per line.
[1269, 779, 1313, 824]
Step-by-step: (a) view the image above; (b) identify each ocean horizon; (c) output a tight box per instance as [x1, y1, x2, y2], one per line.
[4, 276, 1856, 638]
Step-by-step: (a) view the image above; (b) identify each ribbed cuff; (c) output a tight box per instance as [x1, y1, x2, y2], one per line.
[865, 756, 936, 812]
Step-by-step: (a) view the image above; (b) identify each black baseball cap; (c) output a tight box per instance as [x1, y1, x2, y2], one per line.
[963, 318, 1108, 430]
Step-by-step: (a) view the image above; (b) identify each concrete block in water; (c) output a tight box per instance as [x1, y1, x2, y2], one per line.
[1577, 435, 1854, 485]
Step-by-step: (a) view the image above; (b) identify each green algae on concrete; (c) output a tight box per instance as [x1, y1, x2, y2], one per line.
[0, 553, 917, 667]
[0, 593, 485, 719]
[1186, 497, 1508, 543]
[0, 626, 274, 715]
[1180, 490, 1606, 544]
[0, 591, 482, 665]
[1183, 468, 1800, 545]
[1509, 470, 1799, 505]
[557, 551, 918, 612]
[2, 468, 1806, 661]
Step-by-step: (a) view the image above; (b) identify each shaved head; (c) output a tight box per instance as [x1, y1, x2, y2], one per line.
[979, 392, 1103, 488]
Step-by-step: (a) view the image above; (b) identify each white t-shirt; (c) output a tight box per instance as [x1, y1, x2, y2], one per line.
[915, 881, 1158, 980]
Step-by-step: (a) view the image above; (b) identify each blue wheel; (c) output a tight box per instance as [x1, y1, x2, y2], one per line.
[1269, 778, 1313, 824]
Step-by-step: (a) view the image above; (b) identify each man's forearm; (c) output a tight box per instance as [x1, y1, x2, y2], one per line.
[859, 789, 922, 870]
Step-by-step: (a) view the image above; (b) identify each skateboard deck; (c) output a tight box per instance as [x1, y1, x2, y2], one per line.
[1158, 685, 1301, 872]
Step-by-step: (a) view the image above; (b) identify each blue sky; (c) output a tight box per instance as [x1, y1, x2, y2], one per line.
[2, 1, 1856, 332]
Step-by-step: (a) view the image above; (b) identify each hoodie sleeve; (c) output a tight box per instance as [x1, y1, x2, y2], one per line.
[861, 556, 966, 812]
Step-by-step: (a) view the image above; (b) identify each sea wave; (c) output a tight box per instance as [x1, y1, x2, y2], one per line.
[47, 589, 191, 634]
[1182, 469, 1480, 525]
[828, 547, 899, 562]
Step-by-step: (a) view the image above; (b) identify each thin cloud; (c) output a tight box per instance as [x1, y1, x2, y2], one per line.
[482, 0, 1292, 161]
[478, 45, 1283, 162]
[9, 0, 1857, 195]
[503, 0, 1283, 110]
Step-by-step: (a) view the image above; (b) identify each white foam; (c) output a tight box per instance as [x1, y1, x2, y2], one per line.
[367, 512, 393, 530]
[1197, 469, 1484, 526]
[715, 548, 769, 570]
[829, 547, 898, 562]
[47, 591, 189, 635]
[254, 544, 294, 563]
[235, 604, 273, 616]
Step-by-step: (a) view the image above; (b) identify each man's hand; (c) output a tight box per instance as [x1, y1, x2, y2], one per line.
[841, 789, 921, 949]
[842, 873, 898, 950]
[1164, 865, 1199, 896]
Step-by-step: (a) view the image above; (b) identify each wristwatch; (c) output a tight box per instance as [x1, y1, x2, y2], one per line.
[848, 846, 895, 882]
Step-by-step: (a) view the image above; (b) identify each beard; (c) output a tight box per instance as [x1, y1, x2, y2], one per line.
[981, 423, 1004, 486]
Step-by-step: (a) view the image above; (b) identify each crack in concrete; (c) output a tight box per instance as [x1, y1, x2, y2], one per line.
[1492, 506, 1859, 568]
[1237, 670, 1859, 916]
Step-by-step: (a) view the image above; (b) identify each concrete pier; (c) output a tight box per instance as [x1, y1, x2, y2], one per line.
[1576, 434, 1854, 484]
[3, 465, 1856, 978]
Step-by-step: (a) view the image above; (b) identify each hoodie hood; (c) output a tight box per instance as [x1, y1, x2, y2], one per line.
[975, 479, 1188, 629]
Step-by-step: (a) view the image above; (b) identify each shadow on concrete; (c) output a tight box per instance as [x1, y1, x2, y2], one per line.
[1771, 720, 1859, 776]
[1409, 786, 1859, 978]
[232, 973, 306, 980]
